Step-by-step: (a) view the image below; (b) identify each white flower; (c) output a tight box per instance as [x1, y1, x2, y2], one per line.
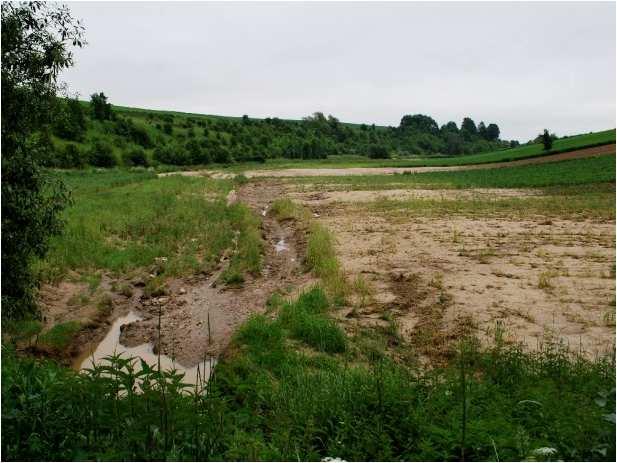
[322, 458, 347, 462]
[532, 447, 558, 457]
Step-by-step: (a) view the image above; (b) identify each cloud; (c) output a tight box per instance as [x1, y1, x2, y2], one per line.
[61, 1, 616, 141]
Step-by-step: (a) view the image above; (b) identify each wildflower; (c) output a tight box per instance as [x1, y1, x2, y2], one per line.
[532, 447, 558, 457]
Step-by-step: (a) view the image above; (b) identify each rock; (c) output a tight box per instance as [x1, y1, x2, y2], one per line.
[179, 287, 187, 295]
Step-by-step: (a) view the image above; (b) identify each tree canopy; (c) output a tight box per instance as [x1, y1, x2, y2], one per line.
[1, 1, 84, 318]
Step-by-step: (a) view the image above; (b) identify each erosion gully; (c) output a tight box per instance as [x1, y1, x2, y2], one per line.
[73, 180, 312, 385]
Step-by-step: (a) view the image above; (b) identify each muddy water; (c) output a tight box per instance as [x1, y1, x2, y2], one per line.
[73, 311, 214, 386]
[274, 238, 289, 253]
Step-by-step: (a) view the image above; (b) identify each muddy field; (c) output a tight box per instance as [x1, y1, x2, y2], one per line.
[36, 166, 615, 373]
[291, 187, 616, 359]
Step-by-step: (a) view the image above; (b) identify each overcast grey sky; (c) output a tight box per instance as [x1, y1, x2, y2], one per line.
[61, 1, 616, 141]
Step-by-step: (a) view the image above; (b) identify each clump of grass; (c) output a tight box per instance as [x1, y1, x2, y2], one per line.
[279, 287, 346, 353]
[538, 271, 555, 290]
[270, 198, 300, 221]
[352, 275, 374, 308]
[221, 203, 263, 287]
[144, 275, 168, 297]
[220, 268, 245, 286]
[4, 319, 43, 346]
[306, 223, 348, 302]
[96, 294, 113, 316]
[37, 321, 81, 350]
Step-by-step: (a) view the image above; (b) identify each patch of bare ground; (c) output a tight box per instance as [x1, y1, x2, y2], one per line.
[34, 273, 144, 362]
[288, 188, 544, 206]
[313, 198, 615, 361]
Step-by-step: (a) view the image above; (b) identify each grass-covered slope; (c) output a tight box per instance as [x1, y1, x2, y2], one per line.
[48, 97, 614, 170]
[295, 152, 616, 189]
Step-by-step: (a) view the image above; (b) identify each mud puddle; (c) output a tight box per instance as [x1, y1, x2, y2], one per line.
[74, 311, 214, 386]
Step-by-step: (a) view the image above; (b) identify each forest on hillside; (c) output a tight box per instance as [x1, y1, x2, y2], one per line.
[43, 93, 514, 168]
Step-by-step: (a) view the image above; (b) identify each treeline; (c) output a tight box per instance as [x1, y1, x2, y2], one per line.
[42, 93, 516, 168]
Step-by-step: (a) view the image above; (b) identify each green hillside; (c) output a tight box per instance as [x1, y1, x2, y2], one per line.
[45, 95, 615, 170]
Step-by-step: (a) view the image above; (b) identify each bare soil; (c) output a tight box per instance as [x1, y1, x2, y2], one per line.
[311, 197, 615, 360]
[289, 188, 545, 206]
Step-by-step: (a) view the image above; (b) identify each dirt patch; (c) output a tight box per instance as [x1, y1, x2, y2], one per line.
[34, 274, 143, 362]
[289, 188, 544, 206]
[316, 203, 615, 360]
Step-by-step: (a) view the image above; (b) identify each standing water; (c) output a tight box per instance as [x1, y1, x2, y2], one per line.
[274, 238, 288, 253]
[73, 311, 214, 387]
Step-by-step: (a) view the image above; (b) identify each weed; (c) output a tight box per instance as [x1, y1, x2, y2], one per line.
[538, 271, 556, 290]
[37, 321, 81, 350]
[306, 223, 348, 301]
[96, 294, 113, 316]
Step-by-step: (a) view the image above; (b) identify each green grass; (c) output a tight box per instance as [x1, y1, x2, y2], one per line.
[36, 169, 261, 284]
[37, 321, 82, 350]
[306, 222, 349, 301]
[279, 287, 346, 353]
[294, 153, 616, 190]
[3, 286, 615, 460]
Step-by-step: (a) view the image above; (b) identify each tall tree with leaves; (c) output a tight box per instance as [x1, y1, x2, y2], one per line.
[90, 91, 112, 120]
[542, 129, 553, 151]
[486, 123, 500, 141]
[1, 1, 85, 319]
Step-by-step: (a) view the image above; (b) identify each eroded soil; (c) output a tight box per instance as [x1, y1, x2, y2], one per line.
[115, 181, 314, 367]
[308, 193, 615, 360]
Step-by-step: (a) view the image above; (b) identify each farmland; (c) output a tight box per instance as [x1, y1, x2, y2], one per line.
[3, 144, 616, 460]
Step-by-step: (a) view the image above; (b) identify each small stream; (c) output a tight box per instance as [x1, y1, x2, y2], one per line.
[73, 311, 214, 386]
[274, 238, 288, 253]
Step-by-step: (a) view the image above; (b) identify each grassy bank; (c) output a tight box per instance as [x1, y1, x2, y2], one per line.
[35, 169, 260, 284]
[2, 286, 615, 461]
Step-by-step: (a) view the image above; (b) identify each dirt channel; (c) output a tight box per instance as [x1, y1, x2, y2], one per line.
[37, 181, 314, 370]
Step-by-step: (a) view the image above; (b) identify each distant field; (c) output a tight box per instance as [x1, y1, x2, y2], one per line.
[291, 153, 616, 189]
[227, 129, 615, 170]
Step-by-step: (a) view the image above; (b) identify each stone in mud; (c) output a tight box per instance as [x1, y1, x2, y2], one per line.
[179, 287, 187, 295]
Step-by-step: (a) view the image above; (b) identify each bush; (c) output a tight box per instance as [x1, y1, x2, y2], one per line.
[213, 146, 232, 164]
[88, 139, 117, 167]
[57, 143, 85, 168]
[122, 146, 148, 167]
[153, 142, 190, 165]
[368, 144, 390, 159]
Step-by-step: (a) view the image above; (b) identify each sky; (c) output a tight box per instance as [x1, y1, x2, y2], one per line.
[60, 1, 616, 142]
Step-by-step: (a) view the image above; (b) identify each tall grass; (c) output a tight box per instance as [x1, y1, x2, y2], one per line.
[3, 298, 615, 461]
[35, 169, 260, 283]
[306, 223, 349, 301]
